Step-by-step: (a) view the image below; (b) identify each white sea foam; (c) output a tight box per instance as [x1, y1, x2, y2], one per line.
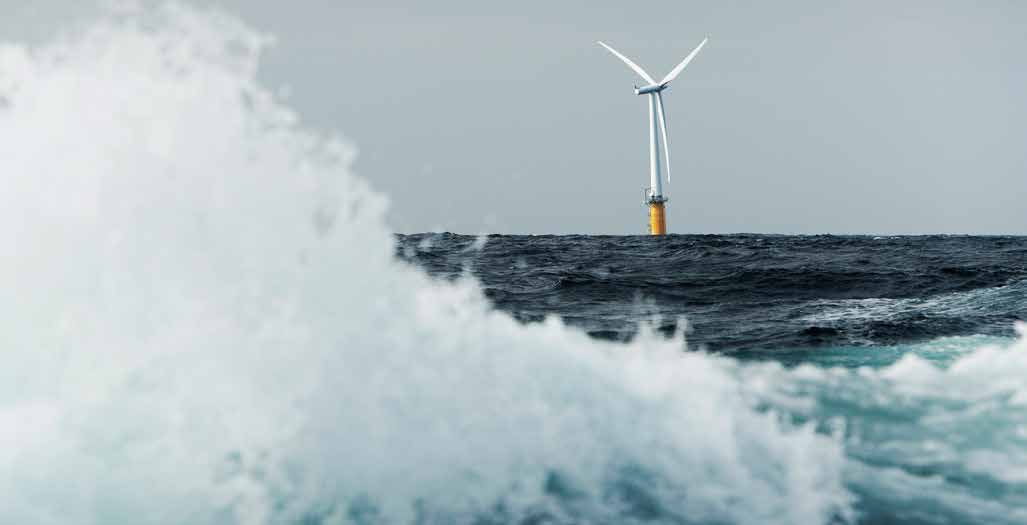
[801, 281, 1024, 327]
[0, 4, 1025, 525]
[0, 5, 849, 524]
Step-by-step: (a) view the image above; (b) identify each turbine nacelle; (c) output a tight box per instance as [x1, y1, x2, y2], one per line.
[634, 83, 665, 95]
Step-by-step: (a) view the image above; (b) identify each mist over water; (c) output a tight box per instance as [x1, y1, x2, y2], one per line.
[1, 4, 1024, 524]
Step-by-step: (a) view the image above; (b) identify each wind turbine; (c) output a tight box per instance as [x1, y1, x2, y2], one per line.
[598, 37, 708, 235]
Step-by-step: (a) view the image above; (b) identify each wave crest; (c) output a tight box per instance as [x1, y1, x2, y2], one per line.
[0, 5, 851, 524]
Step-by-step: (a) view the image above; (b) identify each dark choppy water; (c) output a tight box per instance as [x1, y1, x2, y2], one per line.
[398, 234, 1027, 361]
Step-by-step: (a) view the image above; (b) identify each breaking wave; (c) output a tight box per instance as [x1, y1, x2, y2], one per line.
[0, 4, 1023, 524]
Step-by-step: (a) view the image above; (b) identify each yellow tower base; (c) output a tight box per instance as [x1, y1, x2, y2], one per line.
[648, 201, 666, 235]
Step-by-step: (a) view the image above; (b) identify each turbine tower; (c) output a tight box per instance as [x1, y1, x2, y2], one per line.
[598, 38, 708, 235]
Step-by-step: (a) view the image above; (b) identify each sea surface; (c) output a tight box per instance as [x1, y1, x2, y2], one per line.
[397, 233, 1027, 365]
[3, 5, 1027, 524]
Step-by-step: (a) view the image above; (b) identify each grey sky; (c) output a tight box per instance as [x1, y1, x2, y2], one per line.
[6, 1, 1026, 234]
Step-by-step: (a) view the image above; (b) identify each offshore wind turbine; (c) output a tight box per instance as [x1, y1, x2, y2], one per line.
[598, 38, 707, 235]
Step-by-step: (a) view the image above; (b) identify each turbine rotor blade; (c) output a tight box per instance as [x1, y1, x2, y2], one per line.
[660, 37, 708, 86]
[597, 41, 656, 85]
[655, 92, 671, 183]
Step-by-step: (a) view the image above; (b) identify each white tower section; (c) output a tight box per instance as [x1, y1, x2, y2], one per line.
[647, 93, 664, 199]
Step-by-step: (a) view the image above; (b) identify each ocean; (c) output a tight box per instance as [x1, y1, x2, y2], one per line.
[397, 233, 1027, 362]
[1, 4, 1025, 525]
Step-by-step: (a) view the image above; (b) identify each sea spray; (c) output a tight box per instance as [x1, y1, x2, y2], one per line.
[0, 4, 849, 524]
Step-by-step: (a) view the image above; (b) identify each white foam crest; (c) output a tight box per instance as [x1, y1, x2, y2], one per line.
[0, 5, 850, 524]
[746, 325, 1027, 523]
[802, 279, 1027, 325]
